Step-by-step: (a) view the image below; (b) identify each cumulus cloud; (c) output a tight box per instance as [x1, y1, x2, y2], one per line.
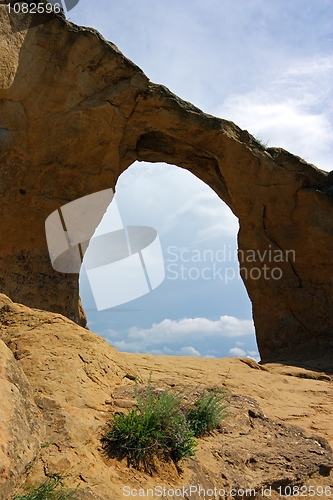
[229, 347, 246, 357]
[179, 346, 201, 356]
[217, 56, 333, 171]
[107, 316, 254, 353]
[144, 346, 201, 357]
[229, 346, 260, 362]
[128, 316, 254, 342]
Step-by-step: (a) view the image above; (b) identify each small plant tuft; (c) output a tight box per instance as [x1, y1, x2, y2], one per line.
[187, 388, 227, 437]
[253, 135, 269, 149]
[13, 474, 80, 500]
[103, 376, 196, 471]
[103, 377, 227, 472]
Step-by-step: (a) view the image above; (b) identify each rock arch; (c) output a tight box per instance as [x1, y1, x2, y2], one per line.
[0, 8, 332, 363]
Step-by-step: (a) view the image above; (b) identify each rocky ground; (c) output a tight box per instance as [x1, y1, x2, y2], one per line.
[0, 294, 332, 500]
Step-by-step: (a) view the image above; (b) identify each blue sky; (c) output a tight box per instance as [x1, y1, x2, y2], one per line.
[67, 0, 333, 360]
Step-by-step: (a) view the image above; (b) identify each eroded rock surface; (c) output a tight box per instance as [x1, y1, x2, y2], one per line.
[1, 296, 332, 498]
[212, 394, 333, 493]
[0, 4, 332, 361]
[0, 293, 139, 499]
[0, 313, 44, 500]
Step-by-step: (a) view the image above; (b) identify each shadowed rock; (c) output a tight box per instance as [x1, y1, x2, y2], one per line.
[0, 4, 332, 364]
[0, 300, 44, 500]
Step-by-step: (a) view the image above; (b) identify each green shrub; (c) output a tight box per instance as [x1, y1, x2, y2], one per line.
[103, 378, 196, 471]
[135, 379, 183, 427]
[105, 408, 163, 470]
[167, 412, 197, 463]
[103, 378, 227, 471]
[135, 380, 197, 463]
[13, 474, 80, 500]
[187, 389, 227, 437]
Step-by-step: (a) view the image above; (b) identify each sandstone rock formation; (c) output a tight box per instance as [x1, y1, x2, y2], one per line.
[1, 295, 332, 499]
[0, 293, 139, 499]
[0, 301, 44, 500]
[0, 3, 332, 362]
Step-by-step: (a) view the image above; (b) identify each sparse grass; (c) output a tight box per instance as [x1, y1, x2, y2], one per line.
[253, 135, 269, 149]
[103, 377, 227, 472]
[186, 388, 227, 437]
[13, 474, 80, 500]
[135, 379, 197, 463]
[103, 377, 196, 471]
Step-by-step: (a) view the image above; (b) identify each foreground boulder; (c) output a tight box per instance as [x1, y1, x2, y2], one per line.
[0, 317, 44, 500]
[0, 3, 332, 363]
[0, 294, 138, 499]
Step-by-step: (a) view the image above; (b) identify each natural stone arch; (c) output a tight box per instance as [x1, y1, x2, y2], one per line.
[0, 7, 332, 363]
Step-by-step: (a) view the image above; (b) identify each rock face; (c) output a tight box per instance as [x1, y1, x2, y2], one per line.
[1, 295, 332, 499]
[0, 299, 44, 500]
[0, 293, 139, 500]
[0, 4, 332, 362]
[190, 394, 333, 498]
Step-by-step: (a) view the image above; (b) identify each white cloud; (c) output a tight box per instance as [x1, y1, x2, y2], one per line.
[108, 316, 254, 353]
[229, 347, 246, 357]
[128, 316, 254, 342]
[118, 341, 260, 362]
[229, 347, 260, 362]
[217, 56, 333, 171]
[247, 350, 260, 362]
[179, 346, 201, 357]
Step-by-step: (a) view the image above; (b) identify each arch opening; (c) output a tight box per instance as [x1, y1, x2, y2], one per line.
[79, 161, 258, 360]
